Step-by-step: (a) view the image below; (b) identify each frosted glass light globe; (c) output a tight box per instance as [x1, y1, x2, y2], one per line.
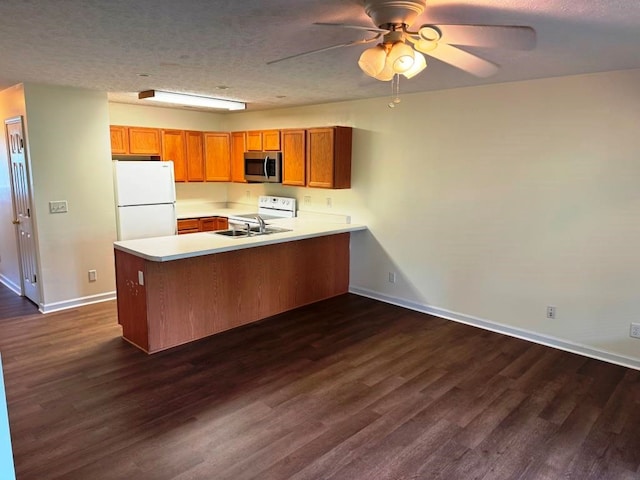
[402, 51, 427, 79]
[358, 45, 387, 77]
[374, 61, 395, 81]
[388, 42, 415, 74]
[415, 38, 438, 53]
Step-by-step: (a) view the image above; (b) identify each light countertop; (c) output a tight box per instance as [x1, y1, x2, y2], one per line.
[114, 217, 366, 262]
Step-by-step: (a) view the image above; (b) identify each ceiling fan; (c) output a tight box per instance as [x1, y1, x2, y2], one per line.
[267, 0, 536, 81]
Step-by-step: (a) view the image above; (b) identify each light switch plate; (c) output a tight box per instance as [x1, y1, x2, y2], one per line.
[49, 200, 68, 214]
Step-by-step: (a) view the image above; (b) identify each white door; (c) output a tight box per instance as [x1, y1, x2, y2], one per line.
[5, 117, 40, 305]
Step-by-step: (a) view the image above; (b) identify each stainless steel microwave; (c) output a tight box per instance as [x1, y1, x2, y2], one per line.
[244, 151, 282, 183]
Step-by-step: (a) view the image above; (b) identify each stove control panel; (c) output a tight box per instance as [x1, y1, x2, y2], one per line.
[258, 195, 296, 215]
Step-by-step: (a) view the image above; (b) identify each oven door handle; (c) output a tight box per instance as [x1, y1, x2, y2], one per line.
[263, 155, 269, 180]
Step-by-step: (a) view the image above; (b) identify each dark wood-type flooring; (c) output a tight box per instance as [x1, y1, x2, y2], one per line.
[1, 284, 639, 479]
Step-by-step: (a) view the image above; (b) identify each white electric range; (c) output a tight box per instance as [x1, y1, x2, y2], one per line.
[228, 195, 297, 227]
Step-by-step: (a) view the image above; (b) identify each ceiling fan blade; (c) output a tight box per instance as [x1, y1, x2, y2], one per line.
[424, 43, 499, 77]
[266, 36, 380, 66]
[314, 22, 389, 34]
[433, 24, 536, 50]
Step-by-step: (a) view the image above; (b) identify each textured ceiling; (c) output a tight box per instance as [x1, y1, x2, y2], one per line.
[0, 0, 639, 112]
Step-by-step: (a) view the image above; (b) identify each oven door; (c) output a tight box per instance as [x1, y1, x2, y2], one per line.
[244, 152, 282, 183]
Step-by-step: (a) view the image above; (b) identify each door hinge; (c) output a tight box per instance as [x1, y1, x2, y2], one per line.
[33, 274, 37, 283]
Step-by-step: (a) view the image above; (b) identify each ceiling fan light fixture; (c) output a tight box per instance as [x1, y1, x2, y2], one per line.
[387, 41, 415, 74]
[415, 38, 438, 53]
[418, 25, 441, 42]
[138, 90, 246, 111]
[373, 60, 396, 81]
[358, 45, 387, 77]
[402, 51, 426, 79]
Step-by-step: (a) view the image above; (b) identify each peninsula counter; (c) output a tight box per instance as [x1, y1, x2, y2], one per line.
[114, 219, 366, 353]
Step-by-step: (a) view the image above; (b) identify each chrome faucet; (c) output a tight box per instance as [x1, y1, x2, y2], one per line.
[245, 222, 252, 236]
[253, 215, 266, 234]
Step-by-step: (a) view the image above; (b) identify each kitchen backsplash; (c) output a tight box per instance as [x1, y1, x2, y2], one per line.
[175, 182, 227, 203]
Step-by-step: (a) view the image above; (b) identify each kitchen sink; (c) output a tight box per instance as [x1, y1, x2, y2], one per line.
[214, 229, 251, 238]
[212, 226, 291, 238]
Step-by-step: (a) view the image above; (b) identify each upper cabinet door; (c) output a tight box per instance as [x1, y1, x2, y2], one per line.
[306, 127, 352, 189]
[307, 128, 334, 188]
[109, 126, 128, 154]
[263, 130, 281, 151]
[246, 131, 262, 151]
[230, 131, 247, 183]
[282, 129, 306, 186]
[161, 130, 187, 182]
[204, 132, 231, 182]
[129, 127, 161, 155]
[246, 130, 281, 151]
[185, 131, 205, 182]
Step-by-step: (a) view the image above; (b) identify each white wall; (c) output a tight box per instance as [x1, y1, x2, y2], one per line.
[108, 102, 225, 131]
[23, 84, 116, 311]
[223, 69, 640, 367]
[0, 85, 26, 293]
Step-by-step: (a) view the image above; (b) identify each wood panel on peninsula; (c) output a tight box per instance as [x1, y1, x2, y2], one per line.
[115, 233, 351, 353]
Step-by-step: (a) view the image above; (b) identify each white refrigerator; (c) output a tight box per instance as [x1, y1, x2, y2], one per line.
[113, 160, 177, 241]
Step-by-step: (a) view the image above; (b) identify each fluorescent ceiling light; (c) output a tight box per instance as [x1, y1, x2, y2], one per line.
[138, 90, 246, 111]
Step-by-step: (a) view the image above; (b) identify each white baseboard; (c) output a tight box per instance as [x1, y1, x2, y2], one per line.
[39, 291, 116, 314]
[349, 286, 640, 371]
[0, 275, 21, 295]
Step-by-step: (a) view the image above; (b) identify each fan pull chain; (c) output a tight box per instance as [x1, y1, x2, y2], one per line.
[388, 74, 401, 108]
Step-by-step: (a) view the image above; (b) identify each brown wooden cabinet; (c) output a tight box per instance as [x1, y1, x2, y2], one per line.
[281, 129, 306, 186]
[185, 131, 205, 182]
[161, 130, 187, 182]
[204, 132, 231, 182]
[199, 217, 228, 231]
[306, 127, 352, 189]
[110, 125, 353, 188]
[129, 127, 162, 155]
[230, 131, 247, 183]
[263, 130, 281, 151]
[177, 218, 200, 235]
[178, 216, 228, 234]
[110, 125, 161, 156]
[109, 126, 128, 154]
[246, 131, 262, 151]
[246, 130, 280, 151]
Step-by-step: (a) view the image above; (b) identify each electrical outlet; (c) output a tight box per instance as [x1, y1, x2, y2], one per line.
[326, 197, 332, 208]
[245, 190, 250, 199]
[304, 195, 311, 205]
[49, 200, 68, 214]
[388, 272, 396, 283]
[546, 306, 556, 319]
[88, 270, 97, 282]
[630, 323, 640, 339]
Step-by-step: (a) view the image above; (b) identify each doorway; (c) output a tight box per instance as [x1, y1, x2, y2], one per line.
[5, 116, 40, 306]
